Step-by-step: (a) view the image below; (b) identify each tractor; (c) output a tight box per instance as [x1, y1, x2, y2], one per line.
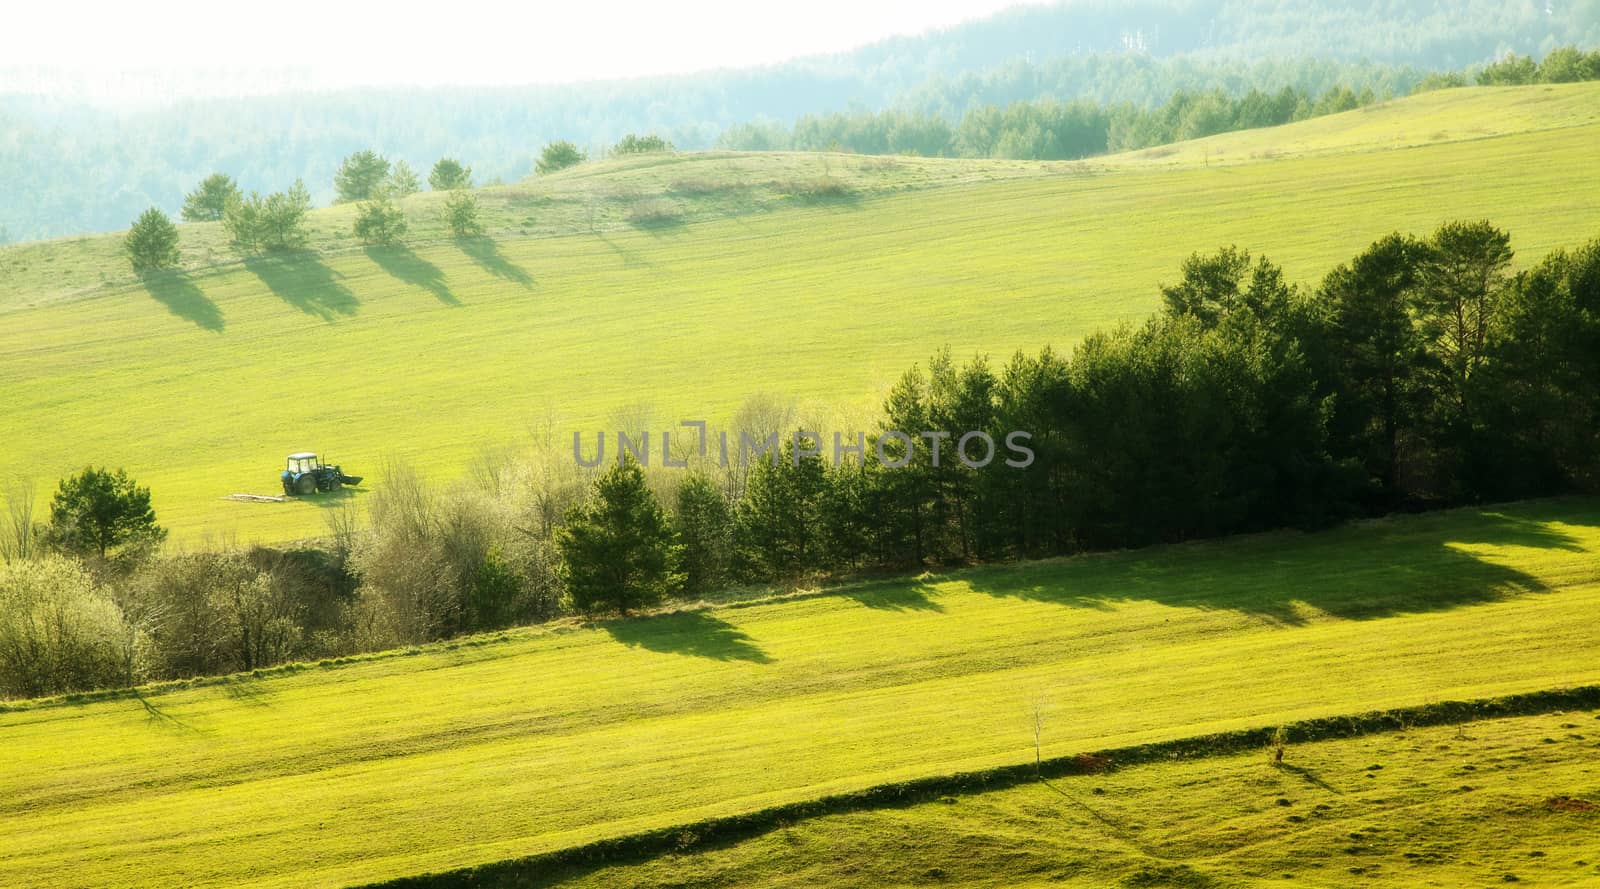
[281, 452, 363, 496]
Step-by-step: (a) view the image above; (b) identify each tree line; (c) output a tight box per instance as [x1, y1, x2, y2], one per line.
[721, 46, 1600, 160]
[9, 220, 1599, 699]
[120, 135, 664, 270]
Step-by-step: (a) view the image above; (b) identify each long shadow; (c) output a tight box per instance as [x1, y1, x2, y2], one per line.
[603, 610, 772, 663]
[843, 578, 945, 612]
[933, 501, 1599, 625]
[243, 253, 359, 320]
[142, 271, 224, 331]
[594, 233, 654, 270]
[457, 236, 534, 287]
[220, 675, 275, 707]
[134, 690, 201, 733]
[365, 246, 458, 305]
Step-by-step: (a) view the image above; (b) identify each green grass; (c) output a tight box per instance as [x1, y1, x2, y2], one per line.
[2, 83, 1599, 543]
[546, 708, 1600, 888]
[1108, 81, 1600, 168]
[2, 500, 1598, 887]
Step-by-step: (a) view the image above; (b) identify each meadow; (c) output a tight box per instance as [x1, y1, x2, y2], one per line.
[546, 708, 1600, 888]
[2, 499, 1598, 887]
[2, 84, 1599, 543]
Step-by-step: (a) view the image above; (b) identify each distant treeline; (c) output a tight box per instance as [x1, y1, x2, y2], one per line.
[720, 83, 1385, 159]
[719, 46, 1600, 159]
[5, 221, 1597, 699]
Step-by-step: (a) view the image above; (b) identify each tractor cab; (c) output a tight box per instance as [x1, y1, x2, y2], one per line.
[281, 451, 362, 496]
[286, 452, 321, 474]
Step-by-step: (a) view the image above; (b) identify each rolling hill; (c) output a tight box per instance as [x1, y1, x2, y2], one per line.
[2, 83, 1598, 545]
[2, 499, 1597, 886]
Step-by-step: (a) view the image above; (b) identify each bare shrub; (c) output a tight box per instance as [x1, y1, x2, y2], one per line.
[627, 198, 683, 227]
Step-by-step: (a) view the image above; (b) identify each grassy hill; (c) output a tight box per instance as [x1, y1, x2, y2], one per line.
[2, 83, 1599, 544]
[2, 499, 1598, 887]
[545, 708, 1600, 888]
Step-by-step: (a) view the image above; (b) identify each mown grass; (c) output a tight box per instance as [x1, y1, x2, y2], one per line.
[1, 500, 1597, 887]
[541, 707, 1600, 888]
[2, 84, 1599, 543]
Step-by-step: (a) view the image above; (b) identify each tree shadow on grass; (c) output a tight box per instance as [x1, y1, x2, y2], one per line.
[220, 675, 275, 707]
[141, 271, 223, 332]
[243, 253, 359, 320]
[594, 233, 655, 270]
[603, 610, 772, 663]
[134, 690, 200, 733]
[365, 245, 458, 305]
[935, 501, 1599, 626]
[842, 578, 945, 612]
[457, 236, 534, 287]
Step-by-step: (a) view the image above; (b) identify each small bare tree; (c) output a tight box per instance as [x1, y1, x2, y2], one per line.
[2, 478, 38, 563]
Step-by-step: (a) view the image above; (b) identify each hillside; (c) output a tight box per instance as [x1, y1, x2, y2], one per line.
[2, 499, 1598, 887]
[2, 84, 1599, 544]
[545, 709, 1600, 888]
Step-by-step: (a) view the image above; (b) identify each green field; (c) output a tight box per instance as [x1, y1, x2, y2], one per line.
[550, 708, 1600, 888]
[3, 500, 1598, 887]
[3, 84, 1599, 543]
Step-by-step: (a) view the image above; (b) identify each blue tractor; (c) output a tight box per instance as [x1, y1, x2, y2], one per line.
[281, 452, 363, 496]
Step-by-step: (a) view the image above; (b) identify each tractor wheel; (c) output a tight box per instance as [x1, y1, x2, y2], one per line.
[294, 474, 317, 496]
[329, 476, 344, 493]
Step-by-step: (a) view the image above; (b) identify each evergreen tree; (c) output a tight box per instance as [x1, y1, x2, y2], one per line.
[353, 194, 408, 246]
[536, 140, 586, 174]
[557, 459, 682, 614]
[334, 150, 391, 203]
[45, 468, 166, 560]
[428, 157, 473, 190]
[181, 173, 241, 222]
[443, 190, 483, 237]
[124, 207, 180, 273]
[674, 475, 733, 597]
[386, 161, 421, 198]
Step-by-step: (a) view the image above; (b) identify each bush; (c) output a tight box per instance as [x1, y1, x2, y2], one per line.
[612, 133, 673, 155]
[0, 557, 140, 698]
[782, 176, 854, 202]
[124, 208, 180, 273]
[627, 198, 683, 227]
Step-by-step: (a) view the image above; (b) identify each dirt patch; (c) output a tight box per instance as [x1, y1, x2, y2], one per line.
[1545, 796, 1598, 813]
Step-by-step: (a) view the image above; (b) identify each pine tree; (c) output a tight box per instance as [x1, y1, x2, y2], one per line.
[181, 173, 241, 222]
[443, 190, 483, 237]
[557, 459, 682, 614]
[428, 157, 473, 191]
[124, 208, 180, 273]
[334, 150, 391, 203]
[353, 194, 408, 246]
[386, 161, 421, 198]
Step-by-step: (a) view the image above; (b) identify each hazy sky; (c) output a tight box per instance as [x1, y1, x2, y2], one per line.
[4, 0, 1043, 100]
